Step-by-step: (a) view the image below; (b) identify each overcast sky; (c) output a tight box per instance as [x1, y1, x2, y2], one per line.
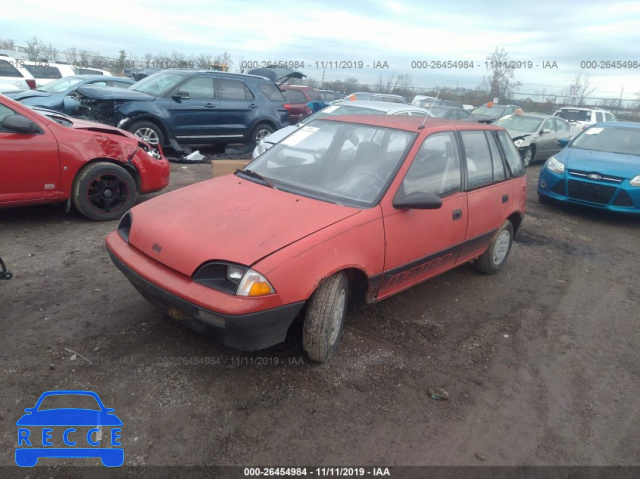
[3, 0, 639, 99]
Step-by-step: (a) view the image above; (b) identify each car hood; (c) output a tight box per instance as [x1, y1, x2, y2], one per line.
[17, 409, 123, 426]
[5, 90, 53, 101]
[127, 174, 361, 276]
[559, 147, 640, 178]
[64, 117, 138, 139]
[75, 85, 156, 101]
[264, 125, 298, 146]
[506, 129, 533, 140]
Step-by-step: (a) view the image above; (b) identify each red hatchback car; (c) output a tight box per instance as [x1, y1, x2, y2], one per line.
[0, 95, 170, 221]
[107, 116, 526, 362]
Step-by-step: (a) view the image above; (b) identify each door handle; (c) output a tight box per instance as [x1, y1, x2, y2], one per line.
[204, 103, 216, 108]
[452, 209, 462, 221]
[502, 194, 509, 203]
[248, 103, 258, 108]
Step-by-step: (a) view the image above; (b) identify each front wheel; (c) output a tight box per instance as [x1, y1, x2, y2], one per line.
[72, 162, 137, 221]
[522, 146, 535, 167]
[475, 221, 514, 275]
[129, 121, 165, 147]
[303, 272, 349, 363]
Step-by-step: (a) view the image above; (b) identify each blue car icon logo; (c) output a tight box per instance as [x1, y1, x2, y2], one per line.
[16, 390, 123, 467]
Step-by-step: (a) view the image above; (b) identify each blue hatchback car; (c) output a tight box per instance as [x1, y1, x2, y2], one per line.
[72, 69, 290, 147]
[16, 390, 123, 467]
[538, 122, 640, 213]
[5, 75, 134, 115]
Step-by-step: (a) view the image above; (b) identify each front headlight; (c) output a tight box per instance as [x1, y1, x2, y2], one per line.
[630, 175, 640, 187]
[193, 262, 275, 297]
[513, 139, 524, 148]
[546, 156, 565, 174]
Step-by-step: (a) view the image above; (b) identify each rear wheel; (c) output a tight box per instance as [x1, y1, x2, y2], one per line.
[72, 162, 137, 221]
[303, 272, 349, 363]
[250, 123, 274, 144]
[522, 146, 536, 167]
[475, 221, 514, 275]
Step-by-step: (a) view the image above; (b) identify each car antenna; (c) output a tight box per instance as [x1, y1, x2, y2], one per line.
[418, 90, 440, 129]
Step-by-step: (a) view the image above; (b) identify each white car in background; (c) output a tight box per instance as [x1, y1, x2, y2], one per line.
[252, 100, 433, 159]
[0, 55, 36, 90]
[22, 61, 76, 87]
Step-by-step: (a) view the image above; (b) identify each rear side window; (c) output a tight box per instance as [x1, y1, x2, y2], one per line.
[486, 132, 505, 181]
[461, 131, 494, 189]
[283, 89, 307, 103]
[259, 83, 285, 101]
[306, 89, 323, 101]
[401, 132, 461, 197]
[217, 79, 254, 100]
[604, 112, 615, 121]
[496, 130, 525, 177]
[595, 112, 604, 122]
[0, 60, 22, 78]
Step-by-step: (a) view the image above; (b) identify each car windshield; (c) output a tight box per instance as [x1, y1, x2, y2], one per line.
[494, 115, 543, 133]
[472, 105, 507, 117]
[245, 119, 417, 207]
[38, 77, 85, 93]
[299, 104, 384, 125]
[37, 394, 101, 411]
[131, 71, 186, 96]
[555, 109, 590, 122]
[571, 126, 640, 156]
[427, 107, 449, 118]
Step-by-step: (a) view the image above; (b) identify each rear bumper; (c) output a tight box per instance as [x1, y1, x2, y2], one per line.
[108, 248, 304, 351]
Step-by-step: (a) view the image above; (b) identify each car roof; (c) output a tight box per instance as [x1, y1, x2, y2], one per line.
[320, 114, 502, 132]
[71, 74, 133, 81]
[429, 105, 465, 111]
[557, 106, 612, 112]
[280, 84, 316, 90]
[591, 121, 640, 129]
[331, 99, 425, 113]
[162, 69, 273, 81]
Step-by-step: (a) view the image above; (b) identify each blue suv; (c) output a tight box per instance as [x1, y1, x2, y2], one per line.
[73, 69, 290, 147]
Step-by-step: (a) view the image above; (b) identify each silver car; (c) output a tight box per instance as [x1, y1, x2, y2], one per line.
[494, 113, 573, 167]
[252, 100, 432, 159]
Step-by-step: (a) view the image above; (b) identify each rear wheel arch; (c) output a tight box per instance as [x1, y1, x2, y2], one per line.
[507, 212, 523, 236]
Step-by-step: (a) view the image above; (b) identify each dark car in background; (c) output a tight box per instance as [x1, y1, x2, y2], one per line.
[470, 103, 520, 123]
[494, 113, 573, 167]
[425, 105, 471, 120]
[72, 69, 290, 147]
[5, 75, 134, 115]
[319, 90, 344, 102]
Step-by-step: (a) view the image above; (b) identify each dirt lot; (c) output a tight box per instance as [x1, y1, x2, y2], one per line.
[1, 159, 639, 472]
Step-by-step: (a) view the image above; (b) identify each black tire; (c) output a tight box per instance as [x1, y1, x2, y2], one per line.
[522, 146, 536, 167]
[250, 123, 274, 144]
[129, 120, 165, 147]
[538, 194, 553, 206]
[72, 162, 137, 221]
[475, 220, 514, 275]
[303, 272, 349, 363]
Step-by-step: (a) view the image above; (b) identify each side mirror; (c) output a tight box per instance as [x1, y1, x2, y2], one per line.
[172, 91, 190, 100]
[557, 138, 569, 147]
[393, 191, 443, 210]
[1, 114, 43, 134]
[541, 128, 551, 134]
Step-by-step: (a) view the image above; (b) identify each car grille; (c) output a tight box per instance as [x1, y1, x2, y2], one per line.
[567, 180, 616, 204]
[569, 169, 623, 184]
[613, 190, 634, 207]
[551, 181, 566, 196]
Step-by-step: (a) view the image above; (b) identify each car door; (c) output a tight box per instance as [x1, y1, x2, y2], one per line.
[535, 118, 557, 159]
[216, 78, 260, 142]
[165, 76, 219, 142]
[0, 103, 60, 205]
[551, 118, 571, 156]
[460, 130, 512, 261]
[379, 131, 467, 298]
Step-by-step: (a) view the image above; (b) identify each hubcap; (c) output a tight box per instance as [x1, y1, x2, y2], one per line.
[523, 149, 532, 166]
[87, 174, 129, 214]
[255, 129, 271, 141]
[135, 127, 159, 145]
[329, 288, 346, 345]
[492, 230, 511, 265]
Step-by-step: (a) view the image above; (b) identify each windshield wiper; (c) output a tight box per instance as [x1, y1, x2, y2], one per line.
[238, 169, 278, 189]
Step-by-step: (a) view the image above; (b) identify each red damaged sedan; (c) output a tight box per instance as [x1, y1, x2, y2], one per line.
[0, 95, 169, 221]
[106, 115, 526, 362]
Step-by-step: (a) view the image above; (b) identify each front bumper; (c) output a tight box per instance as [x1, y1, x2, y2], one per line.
[108, 246, 304, 351]
[538, 167, 640, 214]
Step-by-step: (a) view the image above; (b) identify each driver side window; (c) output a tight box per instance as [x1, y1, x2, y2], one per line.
[401, 132, 461, 197]
[177, 77, 215, 99]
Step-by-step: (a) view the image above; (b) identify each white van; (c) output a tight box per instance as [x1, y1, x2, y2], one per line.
[22, 61, 76, 87]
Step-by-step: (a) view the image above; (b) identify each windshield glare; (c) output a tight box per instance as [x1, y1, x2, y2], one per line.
[427, 107, 448, 118]
[571, 126, 640, 156]
[247, 119, 417, 206]
[494, 115, 542, 133]
[131, 72, 186, 96]
[556, 110, 590, 122]
[39, 77, 85, 93]
[299, 105, 381, 125]
[473, 105, 506, 116]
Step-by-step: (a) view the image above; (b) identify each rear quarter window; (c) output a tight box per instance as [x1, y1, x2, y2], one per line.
[218, 79, 254, 100]
[24, 65, 62, 79]
[258, 83, 285, 101]
[496, 130, 525, 177]
[0, 60, 22, 78]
